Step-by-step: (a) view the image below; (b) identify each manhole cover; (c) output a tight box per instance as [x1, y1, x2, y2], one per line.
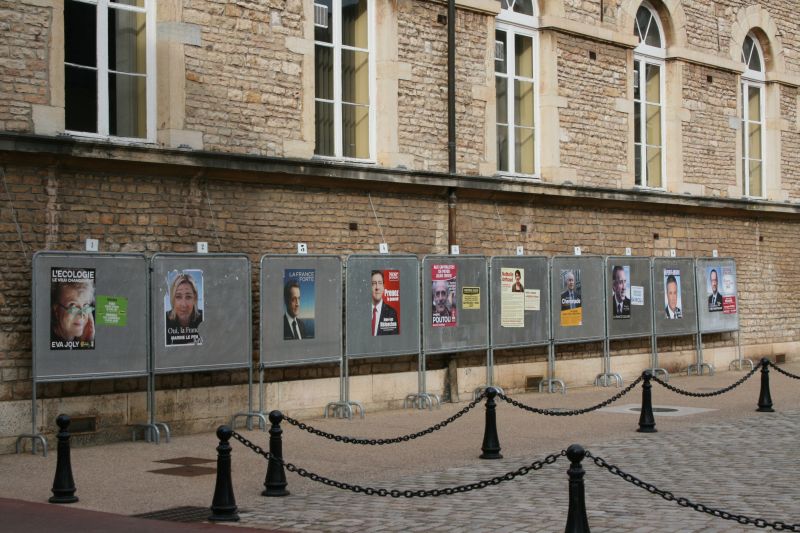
[133, 506, 210, 523]
[630, 407, 679, 413]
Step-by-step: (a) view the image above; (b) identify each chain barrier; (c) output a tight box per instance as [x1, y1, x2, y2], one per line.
[587, 451, 800, 531]
[769, 361, 800, 381]
[652, 362, 761, 398]
[231, 429, 564, 497]
[497, 375, 642, 416]
[281, 394, 485, 445]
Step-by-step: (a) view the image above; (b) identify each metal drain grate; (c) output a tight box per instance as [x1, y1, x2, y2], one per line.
[133, 506, 210, 523]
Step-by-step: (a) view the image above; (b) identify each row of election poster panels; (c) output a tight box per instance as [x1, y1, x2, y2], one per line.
[32, 251, 738, 383]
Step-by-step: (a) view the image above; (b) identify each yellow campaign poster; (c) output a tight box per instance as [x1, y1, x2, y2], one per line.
[560, 307, 582, 327]
[462, 287, 480, 309]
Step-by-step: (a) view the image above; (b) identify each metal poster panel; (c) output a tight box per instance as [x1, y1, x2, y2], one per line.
[261, 255, 342, 367]
[422, 255, 489, 354]
[151, 253, 251, 374]
[696, 258, 739, 334]
[32, 252, 148, 382]
[551, 256, 605, 344]
[490, 256, 550, 349]
[345, 255, 420, 359]
[606, 256, 653, 340]
[653, 257, 698, 337]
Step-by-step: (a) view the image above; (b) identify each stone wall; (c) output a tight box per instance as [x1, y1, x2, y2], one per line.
[780, 84, 800, 200]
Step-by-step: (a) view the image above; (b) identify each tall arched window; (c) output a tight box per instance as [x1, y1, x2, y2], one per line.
[633, 3, 665, 188]
[495, 0, 537, 176]
[741, 33, 765, 197]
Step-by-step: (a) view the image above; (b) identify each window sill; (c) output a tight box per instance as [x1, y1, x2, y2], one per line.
[311, 154, 377, 166]
[61, 130, 156, 147]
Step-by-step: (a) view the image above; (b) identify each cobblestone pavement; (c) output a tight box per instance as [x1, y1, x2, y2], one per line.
[237, 409, 800, 532]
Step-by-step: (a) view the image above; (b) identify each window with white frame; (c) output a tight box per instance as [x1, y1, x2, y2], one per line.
[495, 0, 537, 175]
[741, 33, 765, 198]
[314, 0, 373, 160]
[633, 3, 665, 188]
[64, 0, 155, 141]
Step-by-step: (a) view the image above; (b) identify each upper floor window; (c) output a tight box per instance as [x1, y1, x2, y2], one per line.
[64, 0, 155, 141]
[314, 0, 373, 160]
[741, 33, 765, 198]
[633, 3, 665, 188]
[495, 0, 537, 176]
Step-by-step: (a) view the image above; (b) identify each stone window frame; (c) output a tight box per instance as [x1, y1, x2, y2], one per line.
[313, 0, 376, 163]
[495, 1, 540, 178]
[63, 0, 157, 143]
[632, 1, 666, 190]
[740, 33, 766, 199]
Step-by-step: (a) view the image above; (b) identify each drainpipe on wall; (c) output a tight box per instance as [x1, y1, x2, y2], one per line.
[447, 0, 456, 175]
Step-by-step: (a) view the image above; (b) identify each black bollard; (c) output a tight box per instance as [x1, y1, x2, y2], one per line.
[637, 371, 656, 433]
[564, 444, 590, 533]
[479, 387, 503, 460]
[262, 410, 289, 497]
[209, 426, 239, 522]
[757, 357, 774, 412]
[49, 414, 78, 504]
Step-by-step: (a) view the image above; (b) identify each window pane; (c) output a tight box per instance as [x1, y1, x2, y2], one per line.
[646, 146, 662, 188]
[515, 126, 534, 174]
[645, 63, 660, 104]
[497, 124, 509, 172]
[65, 0, 96, 67]
[65, 65, 98, 133]
[515, 34, 533, 79]
[645, 104, 660, 146]
[634, 100, 641, 144]
[109, 72, 146, 137]
[315, 45, 333, 100]
[741, 36, 753, 65]
[108, 7, 147, 75]
[495, 31, 507, 74]
[633, 61, 641, 101]
[496, 76, 508, 124]
[513, 0, 533, 16]
[749, 160, 762, 197]
[342, 103, 369, 158]
[748, 122, 761, 160]
[634, 142, 642, 185]
[644, 19, 661, 47]
[635, 7, 650, 41]
[314, 0, 333, 43]
[315, 101, 334, 156]
[342, 0, 368, 49]
[748, 86, 761, 122]
[341, 49, 369, 105]
[514, 80, 534, 128]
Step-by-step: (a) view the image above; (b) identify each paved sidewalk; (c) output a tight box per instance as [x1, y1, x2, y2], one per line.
[1, 360, 799, 532]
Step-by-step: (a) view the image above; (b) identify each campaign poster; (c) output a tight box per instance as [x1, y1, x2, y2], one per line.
[371, 269, 400, 336]
[165, 269, 204, 346]
[283, 269, 316, 340]
[500, 267, 524, 328]
[663, 269, 682, 320]
[50, 267, 96, 350]
[706, 266, 723, 313]
[610, 265, 631, 320]
[559, 269, 582, 327]
[96, 296, 127, 327]
[432, 264, 457, 327]
[721, 266, 737, 314]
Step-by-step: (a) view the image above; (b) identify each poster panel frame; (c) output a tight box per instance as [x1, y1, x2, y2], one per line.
[345, 254, 420, 360]
[653, 257, 698, 337]
[422, 255, 489, 355]
[151, 253, 252, 374]
[605, 256, 654, 340]
[32, 251, 149, 382]
[695, 257, 739, 334]
[551, 255, 606, 344]
[489, 256, 550, 349]
[261, 254, 343, 367]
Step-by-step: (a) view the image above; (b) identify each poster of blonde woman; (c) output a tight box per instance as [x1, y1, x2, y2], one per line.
[165, 270, 204, 346]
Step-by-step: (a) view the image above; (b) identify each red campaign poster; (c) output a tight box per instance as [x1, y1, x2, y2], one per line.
[431, 264, 457, 327]
[722, 296, 737, 314]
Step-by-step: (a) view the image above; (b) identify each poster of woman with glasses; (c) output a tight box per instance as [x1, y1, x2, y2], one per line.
[50, 267, 96, 350]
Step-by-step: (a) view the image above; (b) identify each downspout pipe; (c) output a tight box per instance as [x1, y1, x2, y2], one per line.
[447, 0, 456, 174]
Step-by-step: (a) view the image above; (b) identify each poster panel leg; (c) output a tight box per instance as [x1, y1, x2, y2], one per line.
[231, 362, 267, 431]
[540, 342, 566, 394]
[649, 334, 669, 381]
[595, 339, 623, 388]
[687, 333, 715, 376]
[16, 381, 47, 456]
[728, 330, 753, 371]
[405, 351, 439, 410]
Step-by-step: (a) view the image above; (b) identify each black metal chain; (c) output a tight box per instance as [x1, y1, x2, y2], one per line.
[280, 394, 485, 445]
[769, 361, 800, 381]
[587, 451, 800, 531]
[497, 375, 642, 416]
[651, 362, 761, 398]
[231, 428, 564, 497]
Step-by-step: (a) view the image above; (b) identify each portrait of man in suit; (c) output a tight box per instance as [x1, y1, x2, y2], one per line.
[283, 279, 313, 340]
[708, 268, 723, 312]
[371, 270, 398, 335]
[665, 274, 682, 319]
[560, 270, 581, 311]
[611, 265, 631, 319]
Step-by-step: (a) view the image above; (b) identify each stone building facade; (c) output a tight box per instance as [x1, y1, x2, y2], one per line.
[1, 0, 799, 452]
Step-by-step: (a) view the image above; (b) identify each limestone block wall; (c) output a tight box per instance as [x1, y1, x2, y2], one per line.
[780, 84, 800, 200]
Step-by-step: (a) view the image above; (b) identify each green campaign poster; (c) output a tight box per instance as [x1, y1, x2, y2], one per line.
[96, 296, 128, 326]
